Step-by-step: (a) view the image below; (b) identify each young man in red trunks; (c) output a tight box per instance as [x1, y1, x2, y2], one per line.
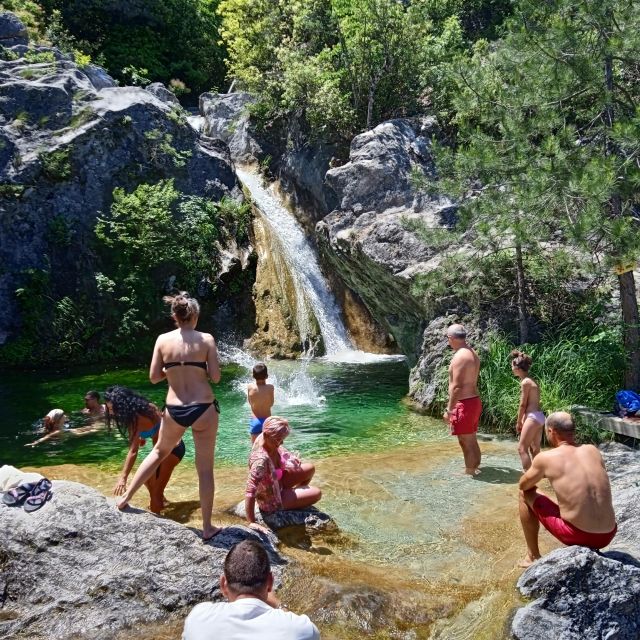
[518, 411, 617, 567]
[443, 324, 482, 475]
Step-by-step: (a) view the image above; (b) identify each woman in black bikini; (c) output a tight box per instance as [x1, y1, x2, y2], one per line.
[116, 293, 222, 540]
[105, 385, 185, 514]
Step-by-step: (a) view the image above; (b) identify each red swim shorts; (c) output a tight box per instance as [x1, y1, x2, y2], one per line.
[449, 396, 482, 436]
[531, 494, 617, 549]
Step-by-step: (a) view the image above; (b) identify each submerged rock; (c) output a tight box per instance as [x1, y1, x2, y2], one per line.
[230, 501, 337, 533]
[511, 443, 640, 640]
[0, 481, 285, 639]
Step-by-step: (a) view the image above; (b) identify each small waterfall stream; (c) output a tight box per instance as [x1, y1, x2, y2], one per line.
[236, 167, 354, 357]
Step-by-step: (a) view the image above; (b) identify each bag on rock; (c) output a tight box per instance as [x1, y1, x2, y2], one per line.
[614, 390, 640, 417]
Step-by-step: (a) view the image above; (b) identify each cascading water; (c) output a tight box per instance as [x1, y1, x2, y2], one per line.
[236, 167, 354, 357]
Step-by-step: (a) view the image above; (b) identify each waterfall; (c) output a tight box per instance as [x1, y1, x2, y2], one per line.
[236, 167, 354, 357]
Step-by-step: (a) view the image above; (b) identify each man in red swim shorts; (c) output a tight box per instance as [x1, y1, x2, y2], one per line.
[443, 324, 482, 475]
[518, 411, 617, 567]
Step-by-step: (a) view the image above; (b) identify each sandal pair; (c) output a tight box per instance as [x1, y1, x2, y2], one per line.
[2, 478, 52, 512]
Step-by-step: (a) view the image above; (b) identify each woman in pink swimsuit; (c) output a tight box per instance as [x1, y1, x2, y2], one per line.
[511, 350, 544, 470]
[244, 416, 321, 533]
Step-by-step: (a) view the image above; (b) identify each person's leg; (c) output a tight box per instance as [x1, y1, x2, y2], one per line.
[117, 419, 184, 510]
[151, 452, 181, 513]
[519, 488, 543, 567]
[191, 405, 220, 539]
[280, 486, 322, 510]
[457, 433, 481, 474]
[281, 463, 315, 489]
[529, 423, 543, 460]
[518, 418, 542, 470]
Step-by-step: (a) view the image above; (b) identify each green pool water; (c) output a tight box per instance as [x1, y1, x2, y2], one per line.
[0, 356, 442, 469]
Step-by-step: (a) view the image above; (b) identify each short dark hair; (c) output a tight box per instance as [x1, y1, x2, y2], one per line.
[224, 541, 271, 594]
[253, 362, 268, 380]
[85, 390, 100, 400]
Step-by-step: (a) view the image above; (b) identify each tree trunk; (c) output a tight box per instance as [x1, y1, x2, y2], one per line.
[605, 50, 640, 389]
[515, 241, 529, 344]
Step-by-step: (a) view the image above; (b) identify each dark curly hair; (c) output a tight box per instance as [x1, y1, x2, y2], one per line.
[104, 385, 157, 445]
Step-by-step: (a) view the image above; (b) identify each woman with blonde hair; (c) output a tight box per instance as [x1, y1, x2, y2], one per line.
[511, 350, 544, 470]
[116, 292, 222, 540]
[244, 416, 321, 534]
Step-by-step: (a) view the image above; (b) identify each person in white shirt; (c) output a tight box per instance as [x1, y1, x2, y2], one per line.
[182, 540, 320, 640]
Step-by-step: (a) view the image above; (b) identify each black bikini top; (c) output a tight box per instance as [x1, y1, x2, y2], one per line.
[164, 361, 207, 370]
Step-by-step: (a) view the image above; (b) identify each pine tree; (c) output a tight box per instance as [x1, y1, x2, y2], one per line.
[440, 0, 640, 387]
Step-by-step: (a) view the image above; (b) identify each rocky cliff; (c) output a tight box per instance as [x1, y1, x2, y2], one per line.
[0, 14, 252, 350]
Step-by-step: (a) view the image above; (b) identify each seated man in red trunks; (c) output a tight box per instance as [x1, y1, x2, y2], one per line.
[518, 411, 617, 567]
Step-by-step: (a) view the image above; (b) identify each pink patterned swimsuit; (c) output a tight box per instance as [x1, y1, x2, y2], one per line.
[245, 445, 301, 514]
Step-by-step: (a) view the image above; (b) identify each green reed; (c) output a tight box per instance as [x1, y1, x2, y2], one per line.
[477, 325, 625, 442]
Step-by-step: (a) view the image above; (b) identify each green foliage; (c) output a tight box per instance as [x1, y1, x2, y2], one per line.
[0, 47, 20, 61]
[24, 49, 56, 63]
[39, 147, 72, 181]
[1, 0, 48, 42]
[48, 215, 74, 246]
[0, 184, 25, 199]
[143, 129, 192, 168]
[39, 0, 227, 98]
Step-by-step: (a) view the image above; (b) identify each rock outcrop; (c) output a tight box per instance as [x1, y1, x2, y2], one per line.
[0, 16, 245, 343]
[317, 117, 455, 362]
[511, 443, 640, 640]
[230, 501, 337, 533]
[0, 481, 285, 639]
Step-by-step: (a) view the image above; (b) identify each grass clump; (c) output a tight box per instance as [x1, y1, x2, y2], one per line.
[39, 147, 72, 181]
[24, 49, 55, 64]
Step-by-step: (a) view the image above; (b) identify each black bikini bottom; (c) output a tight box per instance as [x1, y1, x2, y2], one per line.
[165, 399, 220, 428]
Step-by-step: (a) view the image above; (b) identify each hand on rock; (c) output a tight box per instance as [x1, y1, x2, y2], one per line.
[249, 522, 271, 535]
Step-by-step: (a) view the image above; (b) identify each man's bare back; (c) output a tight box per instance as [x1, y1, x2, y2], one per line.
[527, 444, 615, 533]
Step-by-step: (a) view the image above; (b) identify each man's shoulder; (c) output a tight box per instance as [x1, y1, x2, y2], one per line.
[268, 608, 320, 638]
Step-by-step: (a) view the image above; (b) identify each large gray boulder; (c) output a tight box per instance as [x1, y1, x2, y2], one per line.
[0, 12, 28, 47]
[200, 91, 263, 163]
[316, 117, 456, 361]
[0, 40, 242, 342]
[0, 481, 286, 639]
[146, 81, 180, 106]
[511, 444, 640, 640]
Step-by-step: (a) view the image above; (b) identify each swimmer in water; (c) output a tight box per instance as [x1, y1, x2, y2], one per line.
[247, 362, 274, 443]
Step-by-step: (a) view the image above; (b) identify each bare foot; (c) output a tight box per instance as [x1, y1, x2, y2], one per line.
[465, 468, 481, 476]
[517, 554, 540, 568]
[202, 526, 223, 541]
[149, 501, 164, 515]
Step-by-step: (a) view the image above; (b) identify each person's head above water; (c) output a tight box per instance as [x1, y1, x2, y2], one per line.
[510, 350, 532, 373]
[252, 362, 268, 381]
[163, 291, 200, 326]
[104, 385, 156, 443]
[84, 390, 101, 409]
[545, 411, 575, 445]
[43, 409, 65, 432]
[221, 540, 272, 600]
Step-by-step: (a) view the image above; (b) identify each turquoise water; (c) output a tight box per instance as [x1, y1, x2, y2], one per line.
[0, 357, 440, 469]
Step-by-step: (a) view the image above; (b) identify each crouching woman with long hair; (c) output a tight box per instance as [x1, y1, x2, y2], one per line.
[105, 385, 185, 513]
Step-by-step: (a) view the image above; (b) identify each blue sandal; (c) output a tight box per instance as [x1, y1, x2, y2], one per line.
[23, 479, 53, 513]
[2, 482, 36, 506]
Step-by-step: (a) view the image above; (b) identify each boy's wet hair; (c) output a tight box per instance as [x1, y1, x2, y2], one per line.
[252, 362, 268, 380]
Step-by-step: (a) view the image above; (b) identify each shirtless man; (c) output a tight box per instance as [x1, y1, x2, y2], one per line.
[518, 411, 617, 567]
[247, 363, 275, 443]
[82, 390, 106, 422]
[443, 324, 482, 475]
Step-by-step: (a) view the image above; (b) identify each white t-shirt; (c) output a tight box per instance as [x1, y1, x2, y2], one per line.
[182, 597, 320, 640]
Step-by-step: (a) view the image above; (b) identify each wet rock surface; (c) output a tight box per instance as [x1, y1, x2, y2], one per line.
[512, 443, 640, 640]
[0, 32, 242, 340]
[230, 501, 337, 533]
[0, 481, 285, 640]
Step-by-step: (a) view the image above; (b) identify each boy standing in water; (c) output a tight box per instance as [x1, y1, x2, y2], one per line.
[247, 363, 274, 442]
